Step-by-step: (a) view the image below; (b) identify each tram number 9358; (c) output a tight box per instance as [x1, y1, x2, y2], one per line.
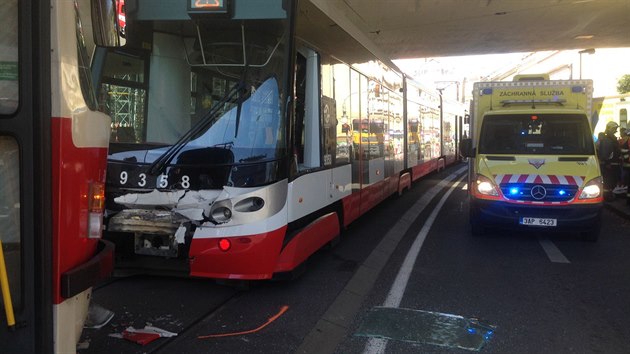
[118, 171, 191, 189]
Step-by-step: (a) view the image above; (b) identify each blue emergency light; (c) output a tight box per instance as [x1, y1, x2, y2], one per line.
[571, 86, 584, 93]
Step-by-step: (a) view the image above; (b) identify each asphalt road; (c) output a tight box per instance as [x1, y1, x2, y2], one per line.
[79, 163, 630, 353]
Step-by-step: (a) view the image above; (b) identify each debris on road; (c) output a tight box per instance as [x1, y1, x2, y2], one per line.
[198, 305, 289, 339]
[109, 325, 178, 345]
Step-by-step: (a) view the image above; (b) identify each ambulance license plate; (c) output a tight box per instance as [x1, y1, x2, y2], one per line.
[520, 217, 557, 227]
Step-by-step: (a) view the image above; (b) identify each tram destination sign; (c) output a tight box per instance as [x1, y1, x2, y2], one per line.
[188, 0, 229, 15]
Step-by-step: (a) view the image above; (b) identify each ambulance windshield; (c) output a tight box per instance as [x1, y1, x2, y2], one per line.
[479, 114, 595, 155]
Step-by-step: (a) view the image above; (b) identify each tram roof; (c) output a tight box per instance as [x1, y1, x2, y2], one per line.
[307, 0, 630, 59]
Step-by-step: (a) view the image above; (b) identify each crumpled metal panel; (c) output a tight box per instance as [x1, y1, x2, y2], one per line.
[108, 209, 189, 235]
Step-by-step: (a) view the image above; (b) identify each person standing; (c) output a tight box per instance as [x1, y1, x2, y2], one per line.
[598, 121, 621, 200]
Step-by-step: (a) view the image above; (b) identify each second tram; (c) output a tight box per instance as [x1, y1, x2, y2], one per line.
[1, 0, 123, 353]
[99, 0, 465, 280]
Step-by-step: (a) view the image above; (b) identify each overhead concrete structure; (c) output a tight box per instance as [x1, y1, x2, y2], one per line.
[308, 0, 630, 59]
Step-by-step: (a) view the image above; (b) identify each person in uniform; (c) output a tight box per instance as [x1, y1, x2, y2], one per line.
[598, 121, 621, 200]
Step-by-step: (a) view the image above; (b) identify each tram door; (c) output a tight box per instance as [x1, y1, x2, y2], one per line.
[0, 1, 54, 352]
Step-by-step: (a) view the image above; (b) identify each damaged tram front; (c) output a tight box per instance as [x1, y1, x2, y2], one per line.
[100, 1, 292, 278]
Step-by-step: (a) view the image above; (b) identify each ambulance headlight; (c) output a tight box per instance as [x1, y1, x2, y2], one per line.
[578, 178, 602, 200]
[478, 181, 495, 194]
[475, 175, 499, 197]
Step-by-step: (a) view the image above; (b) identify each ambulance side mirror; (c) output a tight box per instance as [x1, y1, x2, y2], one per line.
[460, 138, 474, 157]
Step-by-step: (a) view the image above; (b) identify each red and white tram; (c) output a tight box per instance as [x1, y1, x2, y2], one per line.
[100, 0, 466, 280]
[1, 1, 122, 353]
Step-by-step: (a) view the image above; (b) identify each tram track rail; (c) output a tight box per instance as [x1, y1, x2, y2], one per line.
[149, 292, 244, 353]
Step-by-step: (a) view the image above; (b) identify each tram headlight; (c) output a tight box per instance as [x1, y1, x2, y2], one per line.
[234, 196, 265, 212]
[206, 183, 283, 226]
[210, 202, 233, 224]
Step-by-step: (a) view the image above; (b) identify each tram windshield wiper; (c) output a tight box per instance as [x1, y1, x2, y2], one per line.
[146, 81, 245, 176]
[213, 142, 234, 149]
[239, 154, 267, 163]
[234, 59, 250, 139]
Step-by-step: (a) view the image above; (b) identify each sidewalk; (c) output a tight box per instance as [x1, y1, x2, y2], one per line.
[605, 195, 630, 220]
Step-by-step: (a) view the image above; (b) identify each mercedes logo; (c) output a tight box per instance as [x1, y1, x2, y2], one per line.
[531, 185, 547, 200]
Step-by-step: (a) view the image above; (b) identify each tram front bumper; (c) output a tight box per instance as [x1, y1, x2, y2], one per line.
[189, 226, 287, 280]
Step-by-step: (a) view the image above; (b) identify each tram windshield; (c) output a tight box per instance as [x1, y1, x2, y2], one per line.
[99, 3, 290, 176]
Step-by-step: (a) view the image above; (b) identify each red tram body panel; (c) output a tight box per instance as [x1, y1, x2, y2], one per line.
[51, 117, 112, 303]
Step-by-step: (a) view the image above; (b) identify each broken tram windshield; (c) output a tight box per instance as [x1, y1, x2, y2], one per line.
[100, 17, 289, 167]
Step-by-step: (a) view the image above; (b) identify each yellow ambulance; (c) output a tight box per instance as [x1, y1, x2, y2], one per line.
[460, 74, 603, 241]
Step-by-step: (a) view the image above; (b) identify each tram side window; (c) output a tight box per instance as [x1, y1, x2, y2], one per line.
[0, 0, 19, 115]
[407, 101, 421, 165]
[100, 52, 147, 143]
[0, 136, 21, 308]
[322, 94, 337, 166]
[330, 62, 352, 165]
[443, 113, 455, 156]
[422, 107, 440, 161]
[387, 90, 404, 174]
[432, 110, 441, 158]
[369, 82, 385, 160]
[294, 53, 307, 165]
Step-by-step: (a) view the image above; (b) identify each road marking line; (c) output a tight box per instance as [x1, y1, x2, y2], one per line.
[364, 175, 465, 354]
[539, 238, 570, 263]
